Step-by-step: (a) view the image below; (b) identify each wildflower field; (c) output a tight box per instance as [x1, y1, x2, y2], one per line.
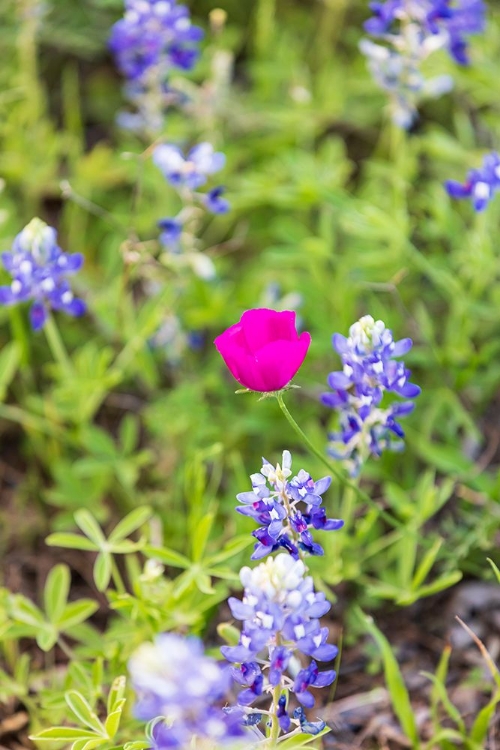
[1, 0, 500, 748]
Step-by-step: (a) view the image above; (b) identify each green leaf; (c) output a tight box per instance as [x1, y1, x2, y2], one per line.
[487, 558, 500, 584]
[108, 506, 152, 543]
[411, 538, 443, 591]
[108, 539, 143, 554]
[36, 627, 58, 652]
[46, 532, 97, 551]
[104, 699, 126, 738]
[0, 341, 20, 401]
[75, 510, 106, 546]
[194, 571, 215, 595]
[277, 726, 330, 747]
[119, 413, 139, 454]
[57, 600, 99, 630]
[80, 425, 117, 457]
[44, 563, 70, 623]
[412, 571, 463, 599]
[191, 513, 214, 562]
[72, 740, 107, 750]
[421, 672, 465, 731]
[217, 622, 241, 646]
[10, 594, 45, 628]
[92, 659, 104, 692]
[93, 552, 112, 592]
[205, 566, 240, 582]
[205, 534, 254, 566]
[358, 609, 419, 746]
[143, 545, 190, 569]
[30, 728, 99, 741]
[469, 693, 500, 743]
[107, 675, 126, 714]
[65, 691, 106, 734]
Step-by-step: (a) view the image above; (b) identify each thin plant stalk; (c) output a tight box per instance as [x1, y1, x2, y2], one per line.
[44, 314, 74, 377]
[275, 391, 407, 532]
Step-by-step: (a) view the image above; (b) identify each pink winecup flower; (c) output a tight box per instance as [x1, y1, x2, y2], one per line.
[214, 308, 311, 392]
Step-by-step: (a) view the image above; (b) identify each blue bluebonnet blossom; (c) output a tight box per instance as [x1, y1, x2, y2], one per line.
[157, 217, 182, 250]
[109, 0, 203, 133]
[321, 316, 420, 476]
[129, 633, 244, 748]
[204, 186, 230, 214]
[445, 152, 500, 211]
[153, 142, 226, 191]
[361, 0, 485, 128]
[222, 554, 336, 739]
[236, 450, 343, 560]
[0, 218, 85, 331]
[152, 142, 229, 278]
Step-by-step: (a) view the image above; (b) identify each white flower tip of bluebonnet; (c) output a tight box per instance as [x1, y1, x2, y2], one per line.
[240, 554, 306, 601]
[348, 315, 389, 352]
[153, 144, 185, 172]
[260, 450, 292, 485]
[16, 217, 56, 260]
[153, 1, 173, 16]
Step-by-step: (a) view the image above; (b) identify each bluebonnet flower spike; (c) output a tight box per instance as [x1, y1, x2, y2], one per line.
[321, 316, 420, 476]
[222, 554, 337, 737]
[109, 0, 203, 84]
[445, 152, 500, 211]
[236, 450, 343, 560]
[0, 218, 85, 331]
[129, 633, 244, 748]
[361, 0, 485, 128]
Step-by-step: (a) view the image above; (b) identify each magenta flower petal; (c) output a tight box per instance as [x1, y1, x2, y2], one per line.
[240, 308, 298, 353]
[214, 308, 311, 392]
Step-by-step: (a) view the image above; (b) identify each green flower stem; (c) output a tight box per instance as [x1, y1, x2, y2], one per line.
[275, 392, 405, 532]
[44, 314, 73, 377]
[268, 683, 282, 745]
[9, 306, 31, 369]
[276, 392, 337, 476]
